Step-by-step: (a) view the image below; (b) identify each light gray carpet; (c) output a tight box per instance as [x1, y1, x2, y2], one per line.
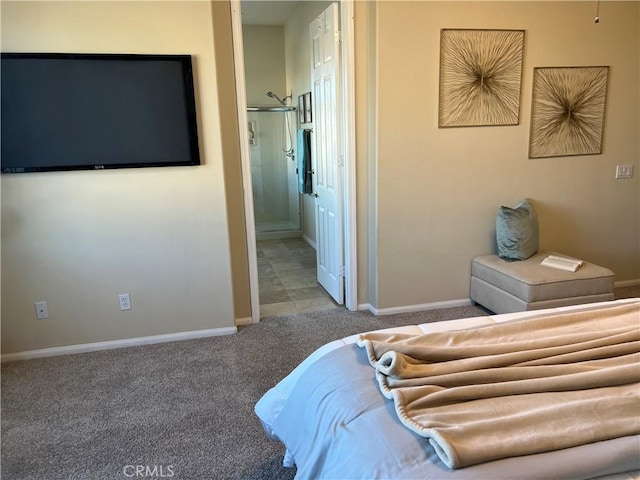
[1, 304, 489, 480]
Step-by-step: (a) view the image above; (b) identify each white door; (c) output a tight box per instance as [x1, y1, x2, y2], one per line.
[310, 3, 343, 304]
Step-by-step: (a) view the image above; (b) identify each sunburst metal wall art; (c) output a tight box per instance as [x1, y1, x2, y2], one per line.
[439, 29, 525, 128]
[529, 66, 609, 158]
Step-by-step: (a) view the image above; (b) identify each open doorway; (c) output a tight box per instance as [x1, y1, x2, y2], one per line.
[231, 0, 357, 322]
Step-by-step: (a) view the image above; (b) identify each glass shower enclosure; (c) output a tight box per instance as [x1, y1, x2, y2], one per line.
[247, 106, 300, 238]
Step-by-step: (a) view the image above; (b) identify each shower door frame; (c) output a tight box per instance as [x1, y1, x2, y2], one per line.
[230, 0, 357, 323]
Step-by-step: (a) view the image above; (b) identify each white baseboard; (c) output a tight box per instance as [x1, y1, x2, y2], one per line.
[358, 298, 472, 316]
[359, 283, 640, 317]
[303, 234, 317, 250]
[1, 326, 238, 363]
[256, 229, 302, 241]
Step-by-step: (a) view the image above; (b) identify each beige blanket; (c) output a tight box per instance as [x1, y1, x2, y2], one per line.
[356, 302, 640, 469]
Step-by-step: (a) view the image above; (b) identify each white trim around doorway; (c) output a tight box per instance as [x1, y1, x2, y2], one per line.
[230, 1, 260, 323]
[230, 0, 358, 322]
[341, 0, 357, 312]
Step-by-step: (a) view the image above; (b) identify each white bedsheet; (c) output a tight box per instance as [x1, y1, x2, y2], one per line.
[255, 299, 640, 479]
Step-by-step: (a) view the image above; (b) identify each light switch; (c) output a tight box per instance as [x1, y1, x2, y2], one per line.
[615, 165, 634, 179]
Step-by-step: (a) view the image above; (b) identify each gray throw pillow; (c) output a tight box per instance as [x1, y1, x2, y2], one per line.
[496, 198, 539, 260]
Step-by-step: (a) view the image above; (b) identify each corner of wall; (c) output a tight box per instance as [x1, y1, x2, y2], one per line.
[212, 0, 252, 321]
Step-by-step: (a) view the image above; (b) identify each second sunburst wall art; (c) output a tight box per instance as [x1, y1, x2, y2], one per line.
[439, 29, 526, 128]
[529, 66, 609, 158]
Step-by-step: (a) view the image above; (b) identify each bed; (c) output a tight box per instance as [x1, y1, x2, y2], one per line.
[255, 298, 640, 479]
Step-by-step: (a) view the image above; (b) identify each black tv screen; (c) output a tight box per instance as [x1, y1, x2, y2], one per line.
[1, 53, 200, 173]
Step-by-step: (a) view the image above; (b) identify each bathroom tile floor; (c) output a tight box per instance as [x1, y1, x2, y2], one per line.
[257, 238, 339, 317]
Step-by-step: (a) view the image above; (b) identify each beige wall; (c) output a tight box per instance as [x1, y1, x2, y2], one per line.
[1, 1, 235, 353]
[374, 1, 639, 308]
[242, 26, 286, 106]
[3, 1, 638, 355]
[228, 0, 639, 314]
[212, 1, 251, 321]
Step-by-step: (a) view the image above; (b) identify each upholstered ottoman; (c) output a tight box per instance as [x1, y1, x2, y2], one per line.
[471, 251, 615, 314]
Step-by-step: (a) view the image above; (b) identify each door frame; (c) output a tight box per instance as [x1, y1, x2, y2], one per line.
[230, 0, 357, 323]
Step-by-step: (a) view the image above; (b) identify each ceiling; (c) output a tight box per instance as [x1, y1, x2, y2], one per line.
[240, 1, 301, 25]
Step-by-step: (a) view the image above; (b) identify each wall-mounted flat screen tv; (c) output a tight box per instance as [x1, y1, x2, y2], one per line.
[1, 53, 201, 173]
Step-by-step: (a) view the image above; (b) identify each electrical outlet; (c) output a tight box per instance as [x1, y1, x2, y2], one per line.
[118, 293, 131, 311]
[35, 301, 49, 319]
[615, 164, 634, 179]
